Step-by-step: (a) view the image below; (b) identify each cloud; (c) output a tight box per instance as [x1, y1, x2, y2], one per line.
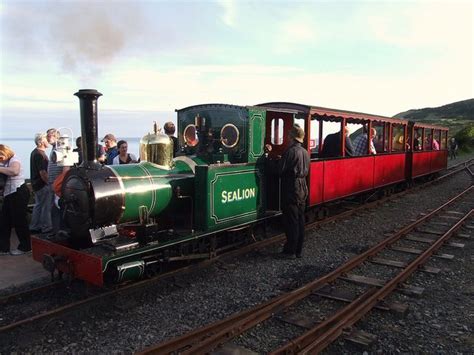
[273, 12, 318, 54]
[217, 0, 237, 27]
[363, 1, 472, 50]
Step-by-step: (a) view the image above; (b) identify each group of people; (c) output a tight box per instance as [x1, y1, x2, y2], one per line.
[320, 126, 377, 158]
[321, 127, 457, 158]
[413, 132, 440, 151]
[0, 128, 75, 256]
[0, 121, 179, 256]
[73, 134, 138, 165]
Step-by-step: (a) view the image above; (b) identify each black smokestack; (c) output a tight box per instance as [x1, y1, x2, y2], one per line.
[74, 89, 102, 168]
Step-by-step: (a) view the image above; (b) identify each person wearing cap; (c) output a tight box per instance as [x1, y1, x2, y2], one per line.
[164, 121, 178, 157]
[102, 133, 119, 165]
[278, 124, 310, 259]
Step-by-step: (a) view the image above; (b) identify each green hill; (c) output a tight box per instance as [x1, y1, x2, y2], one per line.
[394, 98, 474, 139]
[394, 98, 474, 121]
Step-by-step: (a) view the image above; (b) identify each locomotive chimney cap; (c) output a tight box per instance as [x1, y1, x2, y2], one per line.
[74, 89, 102, 97]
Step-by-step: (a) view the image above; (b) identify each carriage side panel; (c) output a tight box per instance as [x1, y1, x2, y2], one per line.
[412, 152, 432, 178]
[322, 158, 374, 202]
[309, 160, 324, 206]
[373, 153, 406, 188]
[430, 150, 448, 172]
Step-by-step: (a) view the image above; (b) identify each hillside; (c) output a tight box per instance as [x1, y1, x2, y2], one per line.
[394, 98, 474, 137]
[394, 98, 474, 121]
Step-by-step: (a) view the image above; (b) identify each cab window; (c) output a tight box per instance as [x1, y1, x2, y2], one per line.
[270, 118, 284, 145]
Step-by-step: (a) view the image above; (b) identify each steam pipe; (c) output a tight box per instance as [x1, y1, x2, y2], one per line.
[74, 89, 102, 168]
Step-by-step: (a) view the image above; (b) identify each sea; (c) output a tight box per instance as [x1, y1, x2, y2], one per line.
[2, 137, 142, 176]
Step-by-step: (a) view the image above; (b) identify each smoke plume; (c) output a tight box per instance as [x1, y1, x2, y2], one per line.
[2, 2, 146, 77]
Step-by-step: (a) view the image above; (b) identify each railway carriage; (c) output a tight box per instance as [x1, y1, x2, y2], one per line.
[31, 90, 448, 286]
[408, 122, 449, 178]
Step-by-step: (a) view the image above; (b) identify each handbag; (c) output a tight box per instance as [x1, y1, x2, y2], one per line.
[0, 159, 8, 189]
[0, 172, 6, 189]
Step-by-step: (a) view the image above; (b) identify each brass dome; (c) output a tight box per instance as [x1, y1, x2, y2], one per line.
[139, 123, 174, 168]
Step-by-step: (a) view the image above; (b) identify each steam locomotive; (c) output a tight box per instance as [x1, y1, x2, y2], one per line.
[31, 90, 448, 286]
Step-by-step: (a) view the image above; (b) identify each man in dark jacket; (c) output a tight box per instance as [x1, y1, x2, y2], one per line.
[321, 127, 354, 158]
[102, 133, 119, 165]
[164, 121, 179, 157]
[278, 124, 310, 258]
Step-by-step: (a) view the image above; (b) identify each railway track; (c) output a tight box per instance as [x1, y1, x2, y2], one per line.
[138, 184, 473, 354]
[0, 159, 471, 337]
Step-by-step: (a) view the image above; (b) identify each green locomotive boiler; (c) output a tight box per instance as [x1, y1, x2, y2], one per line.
[32, 90, 275, 286]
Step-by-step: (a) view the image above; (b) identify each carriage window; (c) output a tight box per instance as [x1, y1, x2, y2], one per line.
[320, 119, 342, 158]
[413, 127, 422, 151]
[424, 128, 433, 150]
[383, 123, 390, 152]
[433, 130, 441, 150]
[391, 124, 405, 152]
[294, 116, 305, 133]
[347, 122, 364, 155]
[310, 116, 320, 158]
[183, 124, 199, 147]
[372, 122, 384, 153]
[220, 124, 239, 148]
[270, 118, 284, 145]
[441, 131, 447, 150]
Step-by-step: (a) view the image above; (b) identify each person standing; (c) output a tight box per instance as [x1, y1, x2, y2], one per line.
[112, 140, 138, 165]
[47, 128, 65, 233]
[29, 133, 52, 234]
[449, 137, 458, 159]
[102, 133, 119, 165]
[0, 145, 32, 255]
[278, 124, 310, 259]
[164, 121, 179, 157]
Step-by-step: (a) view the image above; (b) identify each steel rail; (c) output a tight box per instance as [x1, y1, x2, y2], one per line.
[274, 209, 473, 354]
[435, 158, 473, 181]
[138, 185, 473, 354]
[0, 280, 64, 305]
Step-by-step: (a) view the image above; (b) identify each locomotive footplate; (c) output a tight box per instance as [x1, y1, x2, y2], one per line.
[31, 235, 104, 286]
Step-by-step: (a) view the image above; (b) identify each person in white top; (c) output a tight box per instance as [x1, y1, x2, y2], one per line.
[112, 140, 138, 165]
[0, 144, 31, 255]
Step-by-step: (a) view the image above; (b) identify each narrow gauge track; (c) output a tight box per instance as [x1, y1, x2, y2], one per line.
[138, 185, 473, 354]
[0, 159, 471, 336]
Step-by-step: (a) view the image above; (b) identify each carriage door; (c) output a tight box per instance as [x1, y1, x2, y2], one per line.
[264, 110, 294, 211]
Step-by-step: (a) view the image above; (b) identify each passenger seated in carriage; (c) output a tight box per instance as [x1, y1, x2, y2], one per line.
[320, 127, 354, 158]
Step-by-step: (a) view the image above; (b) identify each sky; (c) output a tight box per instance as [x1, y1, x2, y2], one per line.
[0, 0, 473, 140]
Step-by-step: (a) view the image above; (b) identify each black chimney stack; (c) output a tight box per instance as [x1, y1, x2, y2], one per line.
[74, 89, 102, 168]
